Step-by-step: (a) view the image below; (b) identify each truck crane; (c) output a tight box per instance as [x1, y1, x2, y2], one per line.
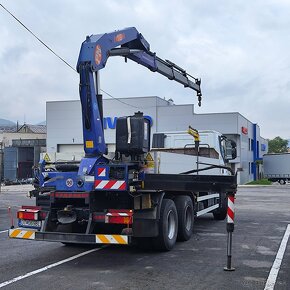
[9, 27, 237, 251]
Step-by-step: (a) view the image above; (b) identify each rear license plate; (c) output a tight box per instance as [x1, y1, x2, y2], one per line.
[18, 219, 41, 229]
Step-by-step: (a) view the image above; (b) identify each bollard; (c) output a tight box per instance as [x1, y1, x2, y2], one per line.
[8, 207, 14, 229]
[224, 192, 235, 271]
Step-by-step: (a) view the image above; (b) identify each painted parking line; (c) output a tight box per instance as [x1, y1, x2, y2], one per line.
[264, 224, 290, 290]
[0, 246, 106, 288]
[0, 230, 8, 234]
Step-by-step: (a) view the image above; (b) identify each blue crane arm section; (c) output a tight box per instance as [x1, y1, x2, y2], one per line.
[77, 27, 202, 157]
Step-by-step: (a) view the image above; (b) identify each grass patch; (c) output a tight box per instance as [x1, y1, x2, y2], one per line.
[245, 179, 272, 185]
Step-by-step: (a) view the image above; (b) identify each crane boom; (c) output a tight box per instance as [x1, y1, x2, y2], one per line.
[77, 27, 202, 157]
[77, 27, 201, 98]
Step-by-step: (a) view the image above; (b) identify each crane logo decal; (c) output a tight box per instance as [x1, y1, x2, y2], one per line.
[66, 178, 74, 188]
[94, 44, 102, 65]
[114, 33, 125, 42]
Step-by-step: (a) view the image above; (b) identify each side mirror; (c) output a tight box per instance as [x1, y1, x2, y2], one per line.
[225, 140, 237, 160]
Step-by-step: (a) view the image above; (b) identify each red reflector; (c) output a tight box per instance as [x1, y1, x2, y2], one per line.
[108, 209, 133, 214]
[22, 205, 42, 210]
[93, 214, 105, 222]
[39, 211, 47, 220]
[53, 192, 89, 198]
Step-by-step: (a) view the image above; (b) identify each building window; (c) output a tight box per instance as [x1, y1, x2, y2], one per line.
[249, 162, 251, 174]
[251, 139, 254, 151]
[251, 162, 254, 174]
[248, 139, 251, 151]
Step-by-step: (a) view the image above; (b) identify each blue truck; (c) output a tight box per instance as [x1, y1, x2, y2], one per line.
[9, 27, 237, 250]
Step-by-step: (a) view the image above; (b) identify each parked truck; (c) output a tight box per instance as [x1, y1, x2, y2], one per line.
[9, 27, 237, 250]
[263, 153, 290, 184]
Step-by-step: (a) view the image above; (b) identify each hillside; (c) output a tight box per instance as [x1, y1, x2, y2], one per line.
[0, 118, 15, 127]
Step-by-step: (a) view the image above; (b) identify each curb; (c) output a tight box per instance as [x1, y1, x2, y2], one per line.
[238, 184, 290, 188]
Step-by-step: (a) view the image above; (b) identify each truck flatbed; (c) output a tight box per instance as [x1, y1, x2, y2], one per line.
[144, 173, 237, 193]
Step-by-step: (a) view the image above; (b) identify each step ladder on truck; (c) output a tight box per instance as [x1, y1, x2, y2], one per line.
[9, 27, 237, 250]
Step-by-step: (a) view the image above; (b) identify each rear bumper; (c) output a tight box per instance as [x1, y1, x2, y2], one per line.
[9, 228, 130, 245]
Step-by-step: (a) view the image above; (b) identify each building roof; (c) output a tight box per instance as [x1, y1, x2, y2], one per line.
[0, 124, 46, 134]
[17, 124, 46, 134]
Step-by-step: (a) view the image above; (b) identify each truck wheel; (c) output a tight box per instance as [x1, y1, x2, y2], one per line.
[279, 179, 285, 185]
[174, 196, 193, 241]
[154, 199, 178, 251]
[213, 192, 227, 220]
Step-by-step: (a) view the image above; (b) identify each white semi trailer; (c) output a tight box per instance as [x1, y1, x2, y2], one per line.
[263, 153, 290, 184]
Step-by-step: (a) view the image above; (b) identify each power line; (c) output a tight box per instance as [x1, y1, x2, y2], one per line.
[0, 3, 76, 73]
[100, 90, 140, 108]
[0, 3, 141, 109]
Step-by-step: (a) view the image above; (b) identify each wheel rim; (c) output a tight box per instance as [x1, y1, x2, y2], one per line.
[184, 205, 192, 231]
[167, 210, 176, 240]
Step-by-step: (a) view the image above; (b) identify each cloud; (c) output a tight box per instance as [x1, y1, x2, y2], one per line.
[0, 0, 289, 139]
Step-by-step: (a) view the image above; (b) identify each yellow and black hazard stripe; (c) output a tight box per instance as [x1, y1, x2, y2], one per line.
[95, 234, 128, 244]
[9, 229, 129, 244]
[9, 228, 36, 240]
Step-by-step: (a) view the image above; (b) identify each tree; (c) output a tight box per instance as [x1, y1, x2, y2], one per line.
[268, 136, 288, 153]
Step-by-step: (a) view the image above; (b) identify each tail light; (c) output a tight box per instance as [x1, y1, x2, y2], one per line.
[17, 209, 39, 221]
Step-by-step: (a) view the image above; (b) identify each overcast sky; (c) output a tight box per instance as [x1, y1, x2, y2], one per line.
[0, 0, 289, 139]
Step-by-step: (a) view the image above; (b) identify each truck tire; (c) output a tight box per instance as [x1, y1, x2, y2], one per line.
[153, 199, 178, 251]
[279, 179, 285, 185]
[174, 196, 193, 241]
[213, 192, 227, 220]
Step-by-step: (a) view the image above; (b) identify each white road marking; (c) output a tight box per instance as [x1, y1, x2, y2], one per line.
[0, 230, 8, 234]
[264, 224, 290, 290]
[0, 247, 105, 288]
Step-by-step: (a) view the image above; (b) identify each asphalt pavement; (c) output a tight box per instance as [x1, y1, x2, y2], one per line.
[0, 185, 289, 290]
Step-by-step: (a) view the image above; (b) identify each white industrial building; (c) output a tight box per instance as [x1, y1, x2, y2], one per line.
[46, 96, 268, 184]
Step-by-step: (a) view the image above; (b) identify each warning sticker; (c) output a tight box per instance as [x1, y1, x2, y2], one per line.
[44, 153, 51, 162]
[86, 140, 94, 149]
[145, 153, 154, 162]
[97, 167, 106, 177]
[144, 153, 155, 172]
